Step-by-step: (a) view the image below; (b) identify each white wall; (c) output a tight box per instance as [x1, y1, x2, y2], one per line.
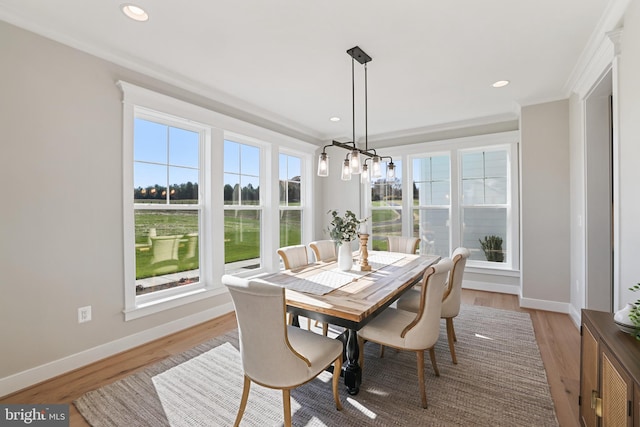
[520, 100, 572, 311]
[617, 0, 640, 309]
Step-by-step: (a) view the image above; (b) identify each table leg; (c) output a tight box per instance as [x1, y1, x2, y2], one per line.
[342, 328, 361, 395]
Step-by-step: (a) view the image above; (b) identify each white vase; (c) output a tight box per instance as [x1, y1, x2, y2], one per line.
[613, 303, 637, 334]
[337, 242, 353, 271]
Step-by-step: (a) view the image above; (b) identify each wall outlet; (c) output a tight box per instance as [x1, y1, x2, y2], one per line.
[78, 306, 92, 323]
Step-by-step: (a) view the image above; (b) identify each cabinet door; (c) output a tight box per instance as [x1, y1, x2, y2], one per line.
[581, 323, 599, 427]
[601, 345, 632, 427]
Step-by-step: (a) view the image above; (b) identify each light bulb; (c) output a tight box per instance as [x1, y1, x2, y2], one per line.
[317, 152, 329, 177]
[341, 158, 352, 181]
[372, 156, 382, 178]
[350, 149, 361, 174]
[361, 164, 370, 184]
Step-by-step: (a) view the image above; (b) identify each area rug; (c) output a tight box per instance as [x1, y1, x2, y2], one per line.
[74, 305, 559, 426]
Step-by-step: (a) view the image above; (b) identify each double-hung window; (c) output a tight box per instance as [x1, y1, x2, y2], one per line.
[223, 139, 262, 273]
[412, 154, 451, 256]
[370, 161, 403, 250]
[124, 106, 208, 318]
[279, 153, 303, 247]
[460, 147, 512, 265]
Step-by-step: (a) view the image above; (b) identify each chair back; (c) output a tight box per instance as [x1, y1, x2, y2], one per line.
[441, 247, 470, 318]
[222, 275, 313, 387]
[401, 258, 453, 349]
[387, 236, 420, 254]
[309, 240, 336, 262]
[277, 245, 309, 270]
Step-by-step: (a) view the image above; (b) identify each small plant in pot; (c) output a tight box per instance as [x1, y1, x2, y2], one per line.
[479, 235, 504, 262]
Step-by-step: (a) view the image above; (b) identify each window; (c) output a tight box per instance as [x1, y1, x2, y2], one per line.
[279, 153, 302, 247]
[370, 161, 402, 250]
[412, 155, 451, 256]
[367, 132, 518, 271]
[224, 140, 262, 273]
[460, 148, 509, 264]
[133, 115, 203, 299]
[120, 81, 313, 319]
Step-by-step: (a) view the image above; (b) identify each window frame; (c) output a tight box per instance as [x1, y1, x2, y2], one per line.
[278, 151, 304, 249]
[372, 131, 519, 272]
[119, 81, 316, 320]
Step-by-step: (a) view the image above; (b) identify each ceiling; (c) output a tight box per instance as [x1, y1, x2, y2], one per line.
[0, 0, 612, 145]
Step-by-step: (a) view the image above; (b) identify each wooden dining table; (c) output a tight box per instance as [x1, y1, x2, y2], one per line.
[258, 250, 440, 395]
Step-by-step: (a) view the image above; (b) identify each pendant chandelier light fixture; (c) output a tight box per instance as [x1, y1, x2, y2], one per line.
[317, 46, 395, 182]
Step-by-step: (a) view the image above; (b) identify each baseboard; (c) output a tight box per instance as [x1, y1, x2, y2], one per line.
[462, 280, 520, 295]
[0, 302, 235, 398]
[568, 304, 582, 329]
[519, 296, 571, 314]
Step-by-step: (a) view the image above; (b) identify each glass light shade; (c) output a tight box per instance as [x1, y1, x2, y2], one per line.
[350, 149, 361, 174]
[361, 164, 370, 184]
[341, 159, 352, 181]
[387, 162, 396, 180]
[372, 155, 382, 178]
[317, 152, 329, 177]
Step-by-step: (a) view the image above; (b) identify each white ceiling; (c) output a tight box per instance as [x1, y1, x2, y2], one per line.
[0, 0, 612, 145]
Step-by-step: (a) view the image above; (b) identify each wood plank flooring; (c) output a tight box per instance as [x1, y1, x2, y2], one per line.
[1, 290, 581, 427]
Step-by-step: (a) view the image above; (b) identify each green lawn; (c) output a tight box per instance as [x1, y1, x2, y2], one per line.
[135, 210, 300, 279]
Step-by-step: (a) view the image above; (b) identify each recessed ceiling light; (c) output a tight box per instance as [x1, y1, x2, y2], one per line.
[329, 117, 341, 122]
[492, 80, 510, 88]
[121, 4, 149, 22]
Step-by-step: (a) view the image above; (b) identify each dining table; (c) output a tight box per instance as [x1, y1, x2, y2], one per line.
[258, 250, 440, 395]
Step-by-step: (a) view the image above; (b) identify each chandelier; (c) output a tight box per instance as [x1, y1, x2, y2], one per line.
[317, 46, 395, 183]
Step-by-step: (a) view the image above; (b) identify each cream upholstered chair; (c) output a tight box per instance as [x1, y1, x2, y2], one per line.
[397, 247, 470, 364]
[386, 236, 420, 254]
[222, 275, 343, 427]
[277, 245, 309, 270]
[357, 258, 453, 408]
[308, 240, 337, 263]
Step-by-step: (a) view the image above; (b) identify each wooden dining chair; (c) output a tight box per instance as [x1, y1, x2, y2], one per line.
[222, 275, 343, 427]
[277, 244, 309, 270]
[357, 257, 453, 408]
[397, 247, 470, 364]
[386, 236, 420, 254]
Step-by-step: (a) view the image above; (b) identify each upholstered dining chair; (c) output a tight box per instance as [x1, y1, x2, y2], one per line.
[397, 247, 470, 364]
[222, 275, 343, 427]
[357, 257, 453, 408]
[308, 240, 337, 263]
[386, 236, 420, 254]
[277, 244, 309, 270]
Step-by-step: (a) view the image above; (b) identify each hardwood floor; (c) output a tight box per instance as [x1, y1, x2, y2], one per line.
[1, 290, 581, 427]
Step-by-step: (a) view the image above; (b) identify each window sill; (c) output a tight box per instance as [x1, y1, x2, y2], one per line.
[465, 265, 520, 277]
[124, 286, 227, 321]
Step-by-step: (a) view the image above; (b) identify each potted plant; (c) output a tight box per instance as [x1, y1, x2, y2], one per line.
[479, 235, 504, 262]
[327, 210, 362, 270]
[617, 283, 640, 339]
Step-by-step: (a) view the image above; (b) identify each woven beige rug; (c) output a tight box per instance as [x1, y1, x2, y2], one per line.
[75, 305, 559, 426]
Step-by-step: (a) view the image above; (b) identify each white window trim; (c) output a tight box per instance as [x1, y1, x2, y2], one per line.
[118, 81, 316, 320]
[380, 131, 520, 273]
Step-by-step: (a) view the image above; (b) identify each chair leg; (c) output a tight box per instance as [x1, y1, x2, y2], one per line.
[332, 356, 343, 410]
[322, 322, 329, 336]
[429, 347, 440, 377]
[416, 351, 428, 408]
[379, 345, 385, 358]
[446, 317, 458, 364]
[234, 375, 251, 427]
[282, 389, 292, 427]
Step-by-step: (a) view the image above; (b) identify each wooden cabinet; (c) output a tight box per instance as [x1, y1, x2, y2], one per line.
[580, 310, 640, 427]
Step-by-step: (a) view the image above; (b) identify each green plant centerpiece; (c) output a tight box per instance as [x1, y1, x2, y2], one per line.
[327, 210, 362, 245]
[627, 283, 640, 340]
[479, 235, 504, 262]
